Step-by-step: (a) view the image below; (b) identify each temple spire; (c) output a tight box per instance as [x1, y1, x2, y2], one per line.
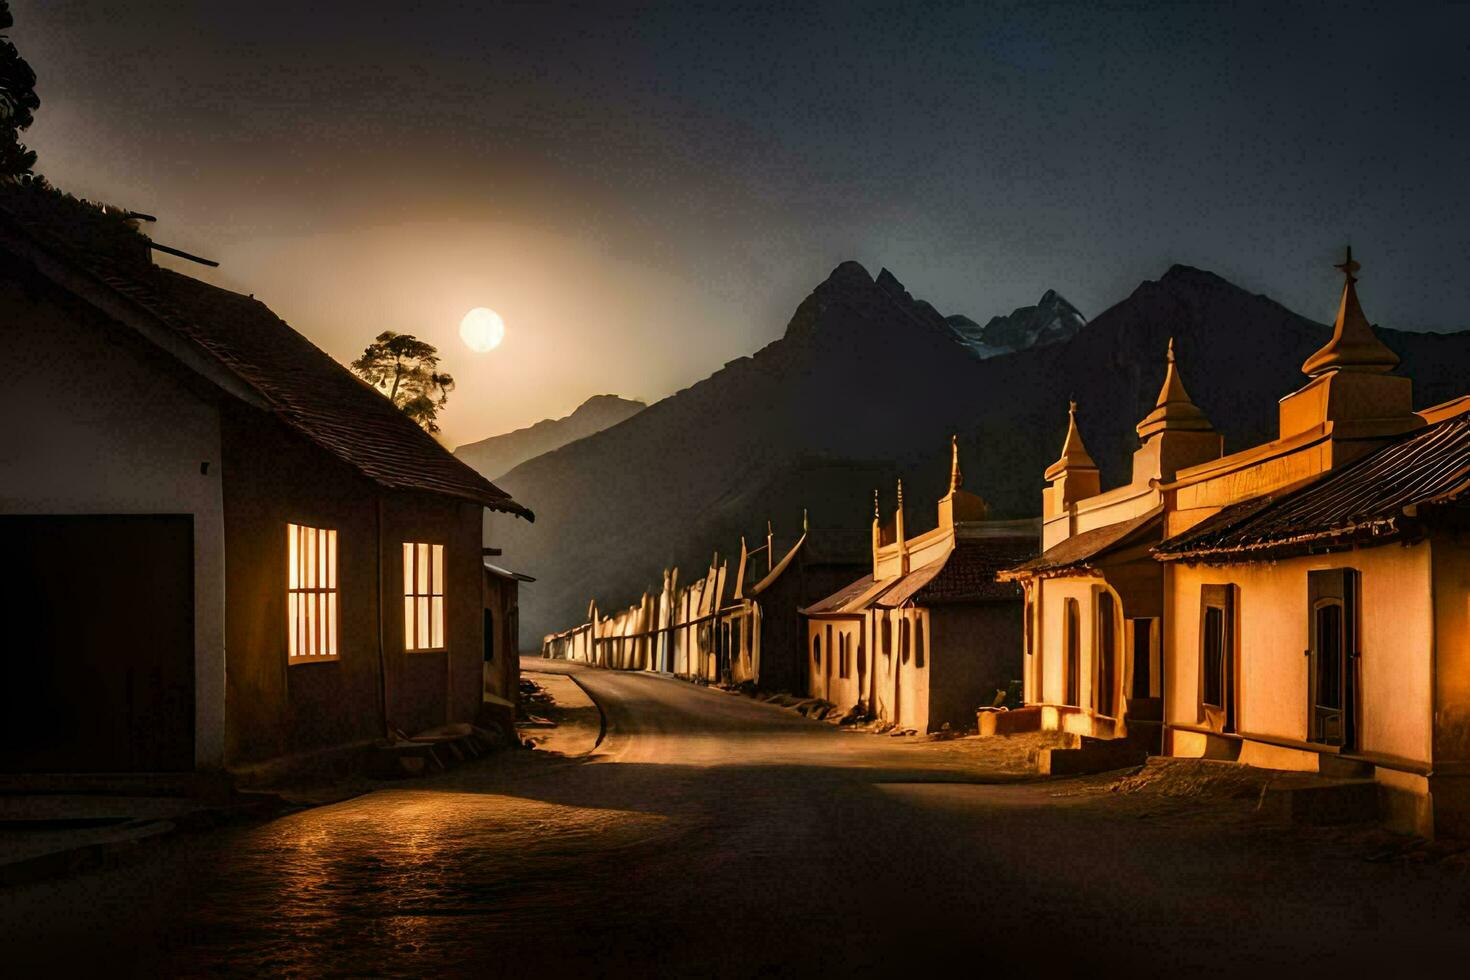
[948, 434, 963, 492]
[1044, 398, 1098, 481]
[1136, 336, 1213, 439]
[1301, 246, 1399, 377]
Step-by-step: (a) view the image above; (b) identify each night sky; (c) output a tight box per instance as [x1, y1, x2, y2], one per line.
[16, 1, 1470, 446]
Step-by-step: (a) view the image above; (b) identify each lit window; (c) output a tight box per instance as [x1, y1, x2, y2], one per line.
[287, 523, 338, 662]
[403, 542, 445, 651]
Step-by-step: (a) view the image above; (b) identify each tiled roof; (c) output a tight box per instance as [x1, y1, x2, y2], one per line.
[805, 533, 1036, 614]
[1001, 507, 1162, 578]
[1156, 415, 1469, 561]
[0, 191, 531, 519]
[907, 537, 1035, 604]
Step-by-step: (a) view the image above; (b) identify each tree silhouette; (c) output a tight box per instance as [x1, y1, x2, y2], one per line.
[0, 1, 39, 181]
[350, 331, 456, 434]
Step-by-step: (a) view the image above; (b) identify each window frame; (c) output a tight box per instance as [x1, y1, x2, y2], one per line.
[1094, 590, 1118, 718]
[403, 541, 447, 653]
[1197, 583, 1236, 731]
[286, 522, 339, 665]
[1063, 597, 1081, 707]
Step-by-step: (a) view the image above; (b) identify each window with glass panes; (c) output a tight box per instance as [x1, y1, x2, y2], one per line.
[287, 523, 338, 662]
[403, 543, 445, 651]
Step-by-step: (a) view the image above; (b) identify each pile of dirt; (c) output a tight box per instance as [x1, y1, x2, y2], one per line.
[1109, 758, 1273, 801]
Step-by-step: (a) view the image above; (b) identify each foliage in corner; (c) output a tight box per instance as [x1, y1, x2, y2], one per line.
[0, 1, 40, 181]
[350, 331, 456, 434]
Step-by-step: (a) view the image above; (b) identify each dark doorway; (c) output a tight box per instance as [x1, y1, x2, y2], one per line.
[0, 515, 195, 772]
[1095, 593, 1116, 716]
[1064, 598, 1080, 706]
[1199, 584, 1235, 733]
[1131, 618, 1153, 698]
[1308, 569, 1358, 747]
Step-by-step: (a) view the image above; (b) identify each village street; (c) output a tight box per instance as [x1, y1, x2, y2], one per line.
[7, 659, 1470, 977]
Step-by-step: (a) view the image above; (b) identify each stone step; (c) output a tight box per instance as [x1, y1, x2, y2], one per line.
[1260, 778, 1379, 826]
[1037, 737, 1150, 776]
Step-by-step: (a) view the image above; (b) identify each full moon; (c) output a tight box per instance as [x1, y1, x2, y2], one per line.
[459, 307, 505, 353]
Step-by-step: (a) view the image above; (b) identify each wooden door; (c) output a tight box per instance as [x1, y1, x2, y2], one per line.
[0, 515, 195, 772]
[1308, 569, 1358, 747]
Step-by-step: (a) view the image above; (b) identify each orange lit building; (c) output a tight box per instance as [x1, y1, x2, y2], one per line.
[1154, 253, 1470, 836]
[803, 441, 1037, 732]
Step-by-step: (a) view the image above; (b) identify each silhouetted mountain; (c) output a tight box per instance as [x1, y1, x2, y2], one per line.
[455, 394, 645, 481]
[947, 288, 1087, 357]
[493, 261, 1470, 641]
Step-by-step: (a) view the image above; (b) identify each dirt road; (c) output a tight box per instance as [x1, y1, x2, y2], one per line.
[5, 658, 1469, 976]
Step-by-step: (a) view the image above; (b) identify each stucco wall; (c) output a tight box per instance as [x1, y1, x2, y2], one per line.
[1032, 575, 1104, 707]
[1431, 528, 1470, 763]
[0, 275, 228, 768]
[1165, 543, 1434, 764]
[928, 602, 1023, 730]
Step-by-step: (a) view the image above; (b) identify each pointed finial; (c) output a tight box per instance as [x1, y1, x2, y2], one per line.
[897, 478, 904, 507]
[803, 508, 809, 532]
[948, 433, 963, 492]
[1046, 396, 1099, 481]
[873, 488, 880, 520]
[1136, 337, 1211, 438]
[1301, 245, 1397, 376]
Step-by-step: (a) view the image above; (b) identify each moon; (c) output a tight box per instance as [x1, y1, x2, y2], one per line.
[459, 307, 505, 353]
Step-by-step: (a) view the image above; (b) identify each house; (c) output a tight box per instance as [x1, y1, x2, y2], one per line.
[0, 186, 532, 782]
[1152, 252, 1469, 836]
[540, 517, 868, 696]
[995, 339, 1223, 761]
[723, 517, 871, 693]
[483, 561, 535, 728]
[803, 440, 1037, 732]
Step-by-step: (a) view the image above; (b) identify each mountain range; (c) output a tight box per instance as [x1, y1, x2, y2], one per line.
[945, 288, 1088, 357]
[488, 261, 1470, 642]
[455, 394, 645, 481]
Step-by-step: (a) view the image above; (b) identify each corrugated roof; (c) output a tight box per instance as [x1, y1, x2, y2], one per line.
[1156, 415, 1470, 561]
[1001, 507, 1162, 579]
[0, 191, 531, 519]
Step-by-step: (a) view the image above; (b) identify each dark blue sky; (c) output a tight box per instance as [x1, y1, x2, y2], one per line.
[16, 1, 1470, 442]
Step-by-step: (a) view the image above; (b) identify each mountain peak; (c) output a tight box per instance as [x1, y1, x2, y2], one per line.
[822, 260, 874, 289]
[947, 289, 1088, 358]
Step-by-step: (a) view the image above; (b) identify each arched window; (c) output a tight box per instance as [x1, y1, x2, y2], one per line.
[915, 615, 926, 668]
[900, 617, 911, 664]
[881, 612, 893, 657]
[812, 632, 822, 665]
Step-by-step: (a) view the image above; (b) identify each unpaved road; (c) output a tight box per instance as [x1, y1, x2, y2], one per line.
[5, 658, 1470, 977]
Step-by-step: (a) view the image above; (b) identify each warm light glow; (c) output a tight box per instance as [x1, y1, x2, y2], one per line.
[287, 523, 338, 661]
[403, 542, 445, 651]
[459, 307, 505, 353]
